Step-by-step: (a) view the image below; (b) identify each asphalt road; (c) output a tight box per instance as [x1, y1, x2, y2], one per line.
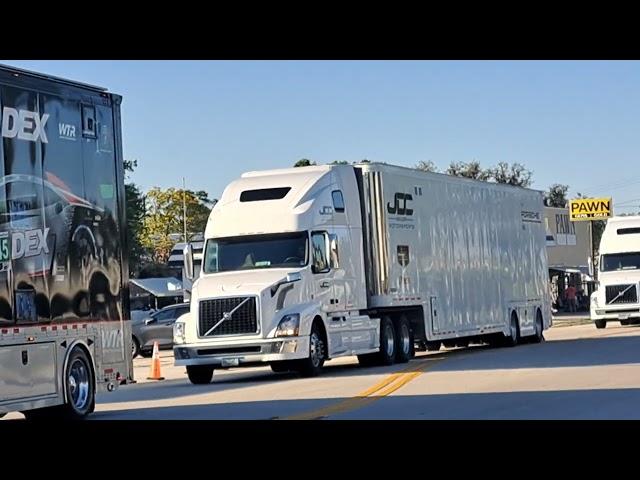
[6, 320, 640, 420]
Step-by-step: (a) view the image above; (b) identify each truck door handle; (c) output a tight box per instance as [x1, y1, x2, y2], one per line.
[320, 281, 330, 288]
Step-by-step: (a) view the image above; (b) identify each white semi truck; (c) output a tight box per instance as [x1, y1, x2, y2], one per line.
[590, 215, 640, 328]
[174, 162, 551, 383]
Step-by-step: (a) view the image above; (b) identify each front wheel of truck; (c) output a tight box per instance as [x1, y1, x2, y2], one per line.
[295, 323, 326, 377]
[187, 365, 215, 384]
[595, 319, 607, 329]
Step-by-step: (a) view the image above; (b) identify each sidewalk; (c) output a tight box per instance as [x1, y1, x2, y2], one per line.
[552, 311, 591, 327]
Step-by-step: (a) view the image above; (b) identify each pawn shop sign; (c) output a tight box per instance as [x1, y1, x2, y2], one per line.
[569, 197, 612, 221]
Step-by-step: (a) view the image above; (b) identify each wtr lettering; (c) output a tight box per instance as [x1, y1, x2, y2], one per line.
[101, 329, 123, 350]
[387, 192, 414, 216]
[1, 107, 49, 143]
[58, 123, 76, 139]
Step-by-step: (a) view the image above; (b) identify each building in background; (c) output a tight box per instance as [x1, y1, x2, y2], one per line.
[167, 234, 204, 301]
[544, 206, 594, 312]
[130, 277, 184, 313]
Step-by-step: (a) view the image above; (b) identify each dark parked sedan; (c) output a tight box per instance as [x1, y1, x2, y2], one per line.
[131, 303, 190, 358]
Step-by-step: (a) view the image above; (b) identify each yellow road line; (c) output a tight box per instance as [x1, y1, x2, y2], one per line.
[280, 357, 441, 420]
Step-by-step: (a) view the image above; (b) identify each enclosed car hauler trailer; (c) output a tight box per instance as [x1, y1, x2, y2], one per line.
[0, 65, 132, 419]
[175, 163, 551, 383]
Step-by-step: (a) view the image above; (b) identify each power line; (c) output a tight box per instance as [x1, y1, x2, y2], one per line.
[579, 177, 640, 193]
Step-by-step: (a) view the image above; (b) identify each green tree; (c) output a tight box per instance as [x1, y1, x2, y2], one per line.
[123, 160, 146, 276]
[490, 162, 533, 187]
[330, 160, 349, 165]
[545, 184, 569, 208]
[294, 158, 316, 167]
[141, 187, 215, 263]
[445, 161, 491, 180]
[415, 160, 438, 172]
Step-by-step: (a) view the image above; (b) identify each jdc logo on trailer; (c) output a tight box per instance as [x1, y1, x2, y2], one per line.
[1, 107, 49, 143]
[387, 192, 414, 216]
[58, 123, 76, 140]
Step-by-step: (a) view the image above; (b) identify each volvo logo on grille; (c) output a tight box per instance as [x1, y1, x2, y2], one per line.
[203, 297, 251, 336]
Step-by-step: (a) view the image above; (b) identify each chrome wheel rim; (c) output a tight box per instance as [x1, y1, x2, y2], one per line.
[385, 324, 395, 357]
[400, 323, 410, 355]
[68, 358, 90, 410]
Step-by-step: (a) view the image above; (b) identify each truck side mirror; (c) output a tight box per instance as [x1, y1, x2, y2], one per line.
[184, 244, 194, 281]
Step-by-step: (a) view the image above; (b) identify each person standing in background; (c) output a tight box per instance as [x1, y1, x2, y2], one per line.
[566, 284, 577, 313]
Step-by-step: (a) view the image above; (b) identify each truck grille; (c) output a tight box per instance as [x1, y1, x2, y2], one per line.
[605, 284, 638, 304]
[198, 296, 258, 336]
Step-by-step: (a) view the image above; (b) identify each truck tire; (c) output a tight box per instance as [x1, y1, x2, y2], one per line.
[295, 323, 326, 377]
[531, 310, 544, 343]
[620, 320, 630, 326]
[187, 365, 215, 384]
[25, 347, 96, 420]
[395, 316, 412, 363]
[595, 319, 607, 329]
[271, 361, 295, 373]
[504, 313, 520, 347]
[357, 353, 378, 367]
[61, 348, 95, 419]
[377, 317, 396, 366]
[426, 341, 441, 352]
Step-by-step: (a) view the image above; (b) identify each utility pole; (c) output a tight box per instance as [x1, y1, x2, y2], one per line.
[183, 177, 187, 243]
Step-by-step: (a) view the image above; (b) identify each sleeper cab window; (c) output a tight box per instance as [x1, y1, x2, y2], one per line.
[311, 231, 330, 273]
[331, 190, 345, 213]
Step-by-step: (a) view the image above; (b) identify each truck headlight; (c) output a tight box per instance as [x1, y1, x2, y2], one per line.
[275, 314, 300, 337]
[174, 322, 186, 344]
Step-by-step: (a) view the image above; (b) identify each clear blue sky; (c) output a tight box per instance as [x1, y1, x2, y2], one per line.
[3, 60, 640, 211]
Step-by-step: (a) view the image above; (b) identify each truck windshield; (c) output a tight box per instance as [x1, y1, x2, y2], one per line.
[601, 252, 640, 271]
[202, 232, 308, 273]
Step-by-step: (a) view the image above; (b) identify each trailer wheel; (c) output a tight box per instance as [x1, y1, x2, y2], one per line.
[531, 310, 544, 343]
[295, 322, 326, 377]
[395, 316, 412, 363]
[620, 320, 630, 326]
[595, 319, 607, 329]
[62, 348, 95, 419]
[187, 365, 214, 384]
[504, 312, 520, 347]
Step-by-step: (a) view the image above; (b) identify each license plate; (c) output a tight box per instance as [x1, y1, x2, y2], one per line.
[619, 313, 630, 320]
[222, 358, 240, 367]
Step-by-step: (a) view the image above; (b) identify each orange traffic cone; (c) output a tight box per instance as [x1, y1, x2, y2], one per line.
[147, 341, 165, 381]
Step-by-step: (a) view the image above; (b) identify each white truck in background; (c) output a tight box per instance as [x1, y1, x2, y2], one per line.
[591, 215, 640, 328]
[174, 162, 551, 384]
